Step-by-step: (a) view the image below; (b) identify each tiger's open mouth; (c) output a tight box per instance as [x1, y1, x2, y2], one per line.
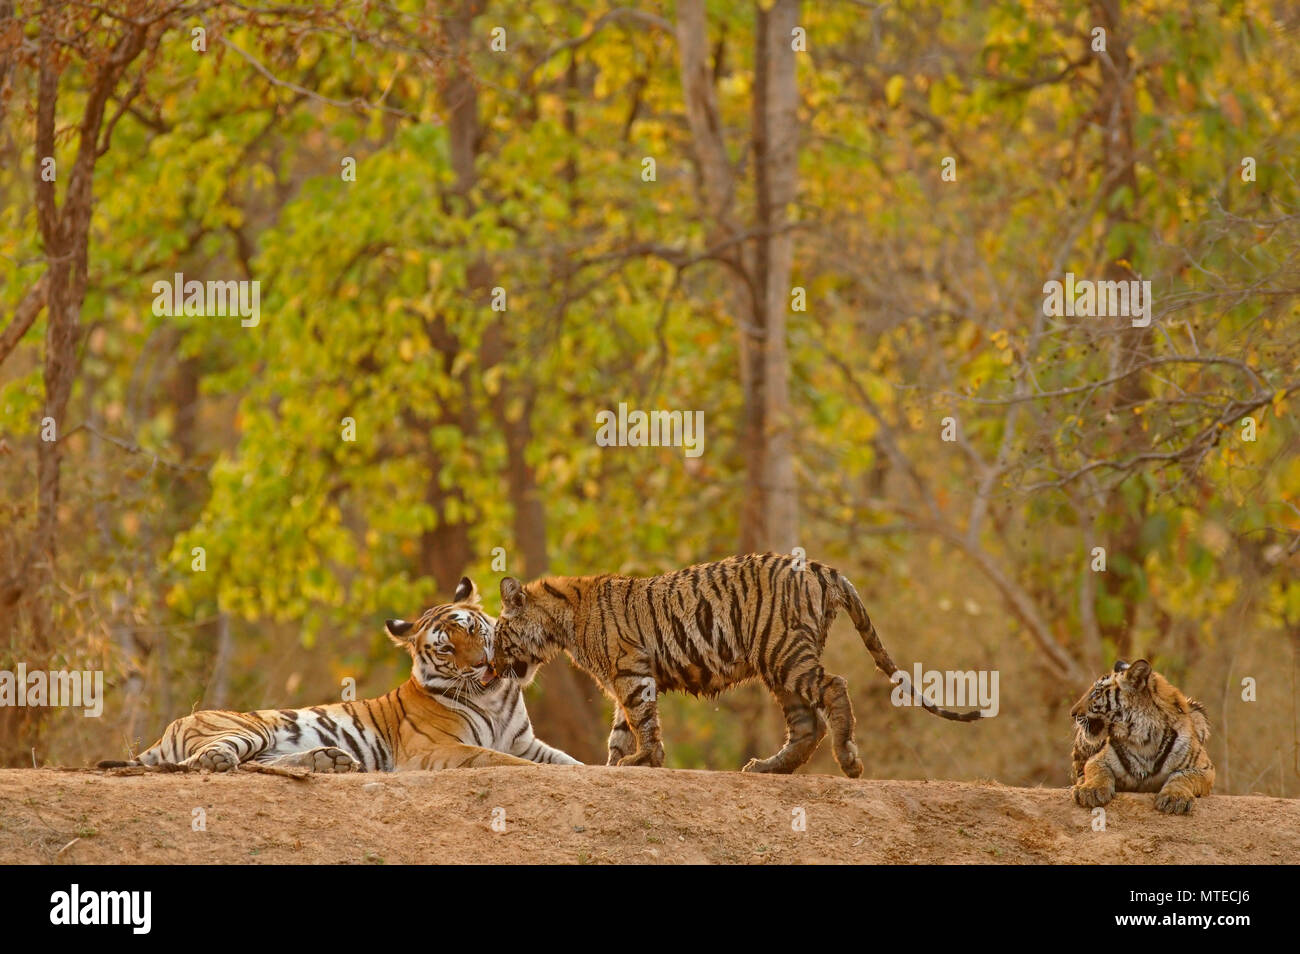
[1086, 717, 1105, 735]
[478, 667, 498, 686]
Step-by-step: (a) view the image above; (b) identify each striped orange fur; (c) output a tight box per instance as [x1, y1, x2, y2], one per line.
[1070, 659, 1214, 813]
[98, 578, 579, 772]
[490, 552, 981, 777]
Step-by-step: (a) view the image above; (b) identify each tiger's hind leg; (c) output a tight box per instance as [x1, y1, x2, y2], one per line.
[185, 744, 242, 773]
[177, 717, 273, 771]
[260, 747, 358, 773]
[748, 659, 863, 778]
[818, 673, 863, 778]
[742, 690, 826, 775]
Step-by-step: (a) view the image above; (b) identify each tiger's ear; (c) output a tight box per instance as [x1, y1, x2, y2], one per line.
[1113, 659, 1130, 672]
[500, 576, 525, 613]
[385, 618, 416, 646]
[1125, 659, 1152, 687]
[453, 576, 481, 606]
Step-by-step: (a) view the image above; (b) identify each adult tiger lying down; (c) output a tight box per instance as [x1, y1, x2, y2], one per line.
[489, 552, 982, 777]
[97, 578, 579, 773]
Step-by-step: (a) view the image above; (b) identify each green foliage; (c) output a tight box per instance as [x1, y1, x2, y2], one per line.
[1, 0, 1296, 786]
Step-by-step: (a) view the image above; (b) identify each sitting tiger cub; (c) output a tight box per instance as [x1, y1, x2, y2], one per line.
[1070, 659, 1213, 814]
[98, 578, 579, 773]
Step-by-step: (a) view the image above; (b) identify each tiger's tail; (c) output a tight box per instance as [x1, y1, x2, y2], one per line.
[837, 574, 983, 723]
[96, 739, 171, 769]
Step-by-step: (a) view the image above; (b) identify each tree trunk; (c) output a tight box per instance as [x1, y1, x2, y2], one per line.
[411, 0, 483, 598]
[205, 613, 233, 711]
[438, 0, 603, 760]
[750, 0, 801, 554]
[2, 11, 148, 763]
[677, 0, 801, 554]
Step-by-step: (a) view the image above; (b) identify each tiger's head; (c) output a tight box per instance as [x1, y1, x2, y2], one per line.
[491, 577, 558, 686]
[385, 577, 499, 697]
[1070, 659, 1153, 740]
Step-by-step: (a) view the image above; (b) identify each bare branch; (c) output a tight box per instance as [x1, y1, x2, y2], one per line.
[0, 275, 48, 367]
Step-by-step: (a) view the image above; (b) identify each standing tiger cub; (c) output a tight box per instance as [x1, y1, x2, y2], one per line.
[1070, 659, 1214, 814]
[490, 552, 981, 777]
[98, 578, 579, 773]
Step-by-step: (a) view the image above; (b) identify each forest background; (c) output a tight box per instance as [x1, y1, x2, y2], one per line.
[1, 0, 1297, 793]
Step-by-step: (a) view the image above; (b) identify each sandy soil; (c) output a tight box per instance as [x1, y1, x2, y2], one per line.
[0, 765, 1295, 864]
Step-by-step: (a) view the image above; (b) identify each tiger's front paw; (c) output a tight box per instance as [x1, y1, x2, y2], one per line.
[310, 747, 358, 773]
[1154, 791, 1193, 815]
[1072, 781, 1113, 808]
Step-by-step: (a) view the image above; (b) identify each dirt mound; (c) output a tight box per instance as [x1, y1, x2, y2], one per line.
[0, 766, 1294, 864]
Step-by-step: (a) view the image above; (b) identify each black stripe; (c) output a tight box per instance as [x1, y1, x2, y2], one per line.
[465, 713, 486, 746]
[368, 732, 387, 771]
[336, 726, 366, 761]
[675, 611, 709, 674]
[728, 587, 744, 648]
[311, 708, 340, 734]
[695, 597, 715, 648]
[1150, 727, 1177, 776]
[1112, 742, 1135, 776]
[621, 581, 651, 652]
[595, 584, 620, 673]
